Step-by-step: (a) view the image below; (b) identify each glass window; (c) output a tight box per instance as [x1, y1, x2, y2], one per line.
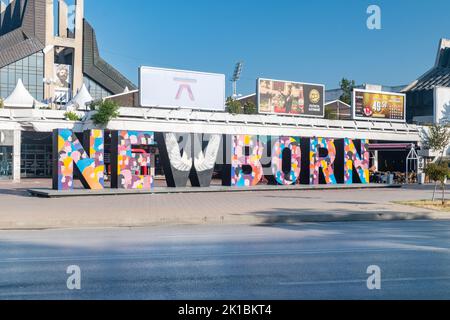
[83, 76, 113, 100]
[0, 52, 44, 101]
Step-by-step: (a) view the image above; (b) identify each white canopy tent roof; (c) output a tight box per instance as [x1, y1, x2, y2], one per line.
[3, 79, 45, 109]
[64, 84, 93, 111]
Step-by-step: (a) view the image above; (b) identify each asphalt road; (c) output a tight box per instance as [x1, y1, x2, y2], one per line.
[0, 220, 449, 300]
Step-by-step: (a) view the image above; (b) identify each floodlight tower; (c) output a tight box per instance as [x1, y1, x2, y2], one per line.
[231, 62, 244, 98]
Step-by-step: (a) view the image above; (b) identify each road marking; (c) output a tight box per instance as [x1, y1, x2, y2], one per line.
[0, 245, 448, 264]
[279, 276, 450, 286]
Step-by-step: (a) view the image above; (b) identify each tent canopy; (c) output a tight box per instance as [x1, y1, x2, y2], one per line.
[64, 84, 93, 111]
[3, 79, 45, 108]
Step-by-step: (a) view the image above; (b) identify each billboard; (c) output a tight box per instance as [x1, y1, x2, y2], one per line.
[257, 78, 325, 117]
[434, 87, 450, 124]
[353, 89, 406, 122]
[139, 67, 226, 111]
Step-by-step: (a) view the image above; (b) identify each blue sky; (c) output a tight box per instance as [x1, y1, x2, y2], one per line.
[85, 0, 450, 96]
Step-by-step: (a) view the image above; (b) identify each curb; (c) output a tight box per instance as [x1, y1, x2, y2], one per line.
[27, 184, 402, 198]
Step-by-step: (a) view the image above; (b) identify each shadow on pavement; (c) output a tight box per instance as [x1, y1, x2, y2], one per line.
[243, 207, 440, 226]
[0, 188, 31, 197]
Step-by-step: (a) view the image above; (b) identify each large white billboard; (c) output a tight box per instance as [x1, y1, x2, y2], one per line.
[434, 87, 450, 124]
[139, 67, 226, 111]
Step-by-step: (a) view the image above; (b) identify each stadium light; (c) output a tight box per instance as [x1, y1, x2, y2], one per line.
[231, 62, 244, 98]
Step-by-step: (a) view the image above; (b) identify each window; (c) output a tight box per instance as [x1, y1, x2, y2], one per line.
[83, 76, 113, 100]
[0, 52, 44, 102]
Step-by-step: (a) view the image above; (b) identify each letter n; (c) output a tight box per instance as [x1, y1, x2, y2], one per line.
[53, 129, 105, 191]
[111, 131, 155, 190]
[344, 139, 370, 184]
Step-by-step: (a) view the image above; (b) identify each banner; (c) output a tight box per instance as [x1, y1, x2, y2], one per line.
[139, 67, 226, 111]
[434, 87, 450, 124]
[257, 79, 325, 117]
[54, 64, 72, 104]
[353, 89, 406, 122]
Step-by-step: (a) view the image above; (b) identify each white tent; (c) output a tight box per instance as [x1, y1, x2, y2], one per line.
[3, 79, 45, 109]
[64, 84, 93, 111]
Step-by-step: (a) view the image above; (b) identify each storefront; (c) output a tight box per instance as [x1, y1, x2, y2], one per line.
[0, 130, 14, 180]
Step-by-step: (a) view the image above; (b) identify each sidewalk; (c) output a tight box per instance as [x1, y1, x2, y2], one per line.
[0, 180, 449, 230]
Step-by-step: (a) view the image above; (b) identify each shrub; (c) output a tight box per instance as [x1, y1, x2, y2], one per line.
[64, 111, 82, 121]
[226, 97, 242, 114]
[0, 98, 4, 109]
[91, 100, 120, 126]
[243, 101, 257, 115]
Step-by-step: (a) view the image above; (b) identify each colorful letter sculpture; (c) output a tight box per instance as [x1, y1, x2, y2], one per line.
[191, 134, 222, 187]
[52, 128, 371, 192]
[53, 129, 104, 191]
[156, 133, 193, 188]
[228, 135, 264, 187]
[111, 131, 155, 190]
[157, 133, 222, 188]
[310, 138, 337, 185]
[344, 139, 370, 184]
[270, 136, 301, 185]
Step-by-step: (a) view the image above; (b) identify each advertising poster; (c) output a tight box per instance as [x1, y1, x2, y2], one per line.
[139, 67, 226, 111]
[257, 79, 324, 117]
[353, 89, 406, 122]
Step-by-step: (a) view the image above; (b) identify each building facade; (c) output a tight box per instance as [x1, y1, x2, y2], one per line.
[0, 1, 433, 183]
[0, 0, 136, 181]
[0, 0, 135, 105]
[403, 39, 450, 123]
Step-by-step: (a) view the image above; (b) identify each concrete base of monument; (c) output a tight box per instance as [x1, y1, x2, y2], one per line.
[28, 184, 401, 198]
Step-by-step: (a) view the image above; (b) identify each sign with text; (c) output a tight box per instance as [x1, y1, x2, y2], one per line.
[139, 67, 225, 111]
[257, 78, 325, 117]
[353, 89, 406, 122]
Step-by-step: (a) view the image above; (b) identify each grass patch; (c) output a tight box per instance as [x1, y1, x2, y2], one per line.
[397, 200, 450, 212]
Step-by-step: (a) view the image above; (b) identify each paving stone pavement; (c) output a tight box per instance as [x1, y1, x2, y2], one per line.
[0, 180, 449, 229]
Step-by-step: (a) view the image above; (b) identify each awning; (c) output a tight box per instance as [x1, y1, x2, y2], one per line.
[369, 143, 415, 151]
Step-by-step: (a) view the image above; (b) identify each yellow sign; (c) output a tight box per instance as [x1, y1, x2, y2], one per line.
[354, 90, 405, 122]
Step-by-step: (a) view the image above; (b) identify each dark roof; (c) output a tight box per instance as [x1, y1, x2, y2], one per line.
[82, 20, 136, 94]
[405, 67, 450, 91]
[0, 0, 46, 68]
[404, 40, 450, 92]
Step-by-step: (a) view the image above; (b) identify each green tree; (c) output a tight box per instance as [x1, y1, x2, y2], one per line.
[339, 78, 356, 105]
[243, 101, 257, 115]
[0, 98, 4, 109]
[226, 97, 242, 114]
[424, 162, 450, 205]
[91, 100, 120, 126]
[421, 124, 450, 201]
